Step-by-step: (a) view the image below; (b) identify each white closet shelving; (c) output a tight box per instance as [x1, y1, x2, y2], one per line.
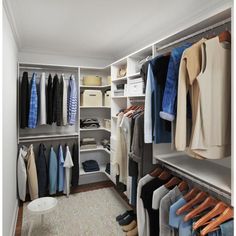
[79, 67, 111, 184]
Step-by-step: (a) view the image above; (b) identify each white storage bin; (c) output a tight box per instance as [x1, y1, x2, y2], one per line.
[128, 80, 144, 96]
[81, 90, 102, 107]
[104, 91, 111, 107]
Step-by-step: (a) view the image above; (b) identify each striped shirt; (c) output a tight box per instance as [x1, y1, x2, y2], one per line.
[28, 73, 38, 128]
[68, 75, 77, 125]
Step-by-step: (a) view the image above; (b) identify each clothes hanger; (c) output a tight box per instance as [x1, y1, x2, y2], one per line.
[183, 187, 201, 202]
[165, 177, 181, 190]
[218, 31, 231, 43]
[184, 196, 219, 222]
[149, 166, 163, 177]
[192, 201, 228, 230]
[200, 207, 233, 236]
[158, 170, 171, 180]
[176, 191, 208, 215]
[178, 180, 189, 193]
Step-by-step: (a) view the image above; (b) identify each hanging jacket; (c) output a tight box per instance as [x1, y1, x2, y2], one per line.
[56, 76, 63, 126]
[63, 145, 74, 196]
[71, 143, 79, 187]
[20, 72, 29, 128]
[28, 73, 38, 128]
[17, 146, 28, 201]
[52, 74, 59, 123]
[68, 75, 77, 125]
[58, 145, 64, 192]
[39, 72, 47, 125]
[47, 74, 53, 124]
[49, 146, 58, 195]
[25, 145, 38, 200]
[62, 74, 68, 125]
[36, 143, 48, 197]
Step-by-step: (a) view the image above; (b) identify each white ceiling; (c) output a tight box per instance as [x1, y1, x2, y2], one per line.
[6, 0, 232, 63]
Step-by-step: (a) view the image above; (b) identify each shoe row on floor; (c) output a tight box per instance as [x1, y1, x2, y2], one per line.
[116, 210, 138, 236]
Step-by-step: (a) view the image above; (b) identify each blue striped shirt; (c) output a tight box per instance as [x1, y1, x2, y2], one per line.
[68, 75, 77, 125]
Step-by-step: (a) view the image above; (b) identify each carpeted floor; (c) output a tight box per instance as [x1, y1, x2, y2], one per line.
[21, 187, 130, 236]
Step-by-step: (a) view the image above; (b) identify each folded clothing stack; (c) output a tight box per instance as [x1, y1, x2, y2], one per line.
[80, 118, 100, 129]
[82, 160, 100, 172]
[80, 137, 97, 149]
[114, 84, 125, 96]
[101, 139, 110, 151]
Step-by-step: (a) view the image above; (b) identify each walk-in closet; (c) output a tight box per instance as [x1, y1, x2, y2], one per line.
[2, 0, 234, 236]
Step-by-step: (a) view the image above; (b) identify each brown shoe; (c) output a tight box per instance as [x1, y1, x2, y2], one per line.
[126, 226, 138, 236]
[122, 220, 137, 232]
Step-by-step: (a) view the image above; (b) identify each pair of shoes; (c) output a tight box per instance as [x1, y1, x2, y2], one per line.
[122, 220, 136, 232]
[126, 226, 138, 236]
[116, 210, 133, 222]
[119, 213, 136, 226]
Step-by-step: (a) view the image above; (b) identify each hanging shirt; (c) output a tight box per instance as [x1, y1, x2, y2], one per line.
[58, 145, 64, 192]
[28, 73, 38, 128]
[36, 143, 48, 197]
[20, 71, 29, 128]
[71, 143, 79, 187]
[39, 72, 46, 125]
[62, 74, 68, 125]
[56, 77, 63, 126]
[68, 75, 77, 125]
[52, 74, 59, 123]
[25, 144, 38, 200]
[47, 74, 53, 125]
[49, 146, 58, 195]
[17, 147, 28, 201]
[63, 145, 74, 196]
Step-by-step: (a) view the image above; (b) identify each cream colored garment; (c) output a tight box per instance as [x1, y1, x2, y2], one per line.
[114, 112, 128, 184]
[39, 72, 46, 125]
[25, 145, 38, 200]
[191, 37, 231, 159]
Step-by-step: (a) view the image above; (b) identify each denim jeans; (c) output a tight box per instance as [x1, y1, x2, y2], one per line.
[160, 43, 192, 121]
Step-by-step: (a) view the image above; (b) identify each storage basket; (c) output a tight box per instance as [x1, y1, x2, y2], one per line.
[83, 76, 102, 86]
[81, 90, 103, 107]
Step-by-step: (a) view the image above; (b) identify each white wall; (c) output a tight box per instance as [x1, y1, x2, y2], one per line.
[3, 7, 19, 236]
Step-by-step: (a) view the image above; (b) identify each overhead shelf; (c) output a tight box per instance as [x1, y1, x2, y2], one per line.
[154, 154, 231, 197]
[80, 106, 111, 109]
[80, 145, 110, 154]
[80, 85, 111, 89]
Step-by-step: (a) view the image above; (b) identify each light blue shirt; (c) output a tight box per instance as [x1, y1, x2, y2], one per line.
[49, 147, 58, 195]
[57, 145, 64, 192]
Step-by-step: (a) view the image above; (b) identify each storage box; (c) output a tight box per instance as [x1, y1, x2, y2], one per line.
[83, 76, 102, 86]
[104, 90, 111, 107]
[81, 90, 102, 107]
[128, 78, 144, 95]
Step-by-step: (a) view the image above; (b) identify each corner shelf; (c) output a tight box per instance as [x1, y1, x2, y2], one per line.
[112, 96, 127, 99]
[80, 145, 110, 154]
[80, 127, 110, 133]
[80, 164, 110, 177]
[127, 72, 140, 78]
[112, 77, 127, 83]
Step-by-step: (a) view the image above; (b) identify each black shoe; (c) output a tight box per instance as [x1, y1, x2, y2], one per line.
[119, 214, 136, 226]
[116, 210, 134, 222]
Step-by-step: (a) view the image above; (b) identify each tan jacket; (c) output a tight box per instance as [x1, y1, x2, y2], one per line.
[25, 145, 38, 200]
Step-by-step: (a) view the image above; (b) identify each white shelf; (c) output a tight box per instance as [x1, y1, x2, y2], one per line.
[80, 127, 110, 132]
[128, 94, 145, 98]
[127, 72, 140, 78]
[112, 96, 127, 99]
[80, 106, 111, 109]
[80, 164, 109, 176]
[80, 145, 110, 154]
[154, 154, 231, 196]
[19, 133, 79, 141]
[112, 77, 127, 83]
[80, 85, 111, 89]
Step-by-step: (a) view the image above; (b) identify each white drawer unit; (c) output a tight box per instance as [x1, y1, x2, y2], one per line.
[81, 90, 103, 107]
[104, 90, 111, 107]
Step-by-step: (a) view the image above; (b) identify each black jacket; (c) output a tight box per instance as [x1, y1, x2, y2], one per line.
[52, 74, 59, 123]
[20, 72, 30, 128]
[47, 74, 53, 124]
[36, 144, 48, 197]
[56, 77, 63, 126]
[71, 143, 79, 186]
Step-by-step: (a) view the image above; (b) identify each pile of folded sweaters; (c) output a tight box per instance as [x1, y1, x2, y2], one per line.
[80, 137, 97, 149]
[80, 118, 100, 129]
[82, 160, 100, 172]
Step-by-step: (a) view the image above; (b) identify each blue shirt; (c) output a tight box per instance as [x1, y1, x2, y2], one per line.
[49, 147, 58, 195]
[68, 75, 77, 125]
[28, 73, 38, 128]
[57, 145, 64, 192]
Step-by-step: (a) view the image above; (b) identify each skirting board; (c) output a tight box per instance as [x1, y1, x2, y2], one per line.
[10, 200, 19, 236]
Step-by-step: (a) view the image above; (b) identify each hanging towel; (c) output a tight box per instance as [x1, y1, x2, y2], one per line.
[25, 144, 38, 200]
[17, 147, 28, 201]
[20, 71, 30, 128]
[63, 145, 74, 196]
[49, 146, 58, 195]
[47, 74, 53, 125]
[62, 74, 68, 125]
[39, 72, 47, 125]
[58, 145, 64, 192]
[28, 73, 38, 128]
[71, 143, 79, 187]
[68, 75, 77, 125]
[52, 74, 59, 123]
[36, 143, 48, 197]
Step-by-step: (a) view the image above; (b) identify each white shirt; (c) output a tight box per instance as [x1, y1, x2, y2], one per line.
[39, 72, 46, 125]
[137, 174, 154, 236]
[63, 146, 74, 196]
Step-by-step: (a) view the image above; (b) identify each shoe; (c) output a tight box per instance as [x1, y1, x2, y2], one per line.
[122, 220, 137, 232]
[119, 214, 136, 226]
[116, 210, 133, 222]
[126, 226, 138, 236]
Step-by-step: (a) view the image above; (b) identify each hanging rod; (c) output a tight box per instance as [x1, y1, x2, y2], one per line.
[156, 18, 231, 52]
[19, 66, 78, 71]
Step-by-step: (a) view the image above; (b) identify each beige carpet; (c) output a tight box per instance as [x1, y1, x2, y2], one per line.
[22, 187, 130, 236]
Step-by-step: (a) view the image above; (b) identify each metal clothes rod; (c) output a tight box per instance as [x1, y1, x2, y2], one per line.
[157, 18, 231, 52]
[19, 135, 79, 143]
[19, 66, 78, 71]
